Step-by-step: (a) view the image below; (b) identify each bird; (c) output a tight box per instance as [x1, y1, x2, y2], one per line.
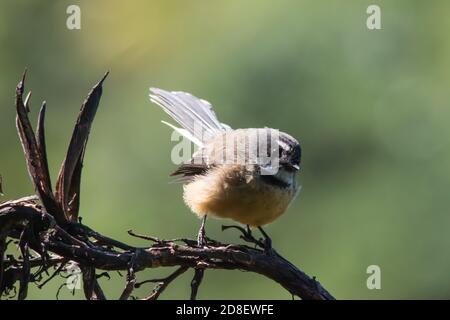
[149, 88, 301, 250]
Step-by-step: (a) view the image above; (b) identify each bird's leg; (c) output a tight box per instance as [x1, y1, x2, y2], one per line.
[257, 226, 273, 254]
[244, 225, 261, 244]
[197, 215, 207, 247]
[246, 225, 252, 236]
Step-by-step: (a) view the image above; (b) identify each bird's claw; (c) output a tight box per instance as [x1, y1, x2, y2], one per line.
[222, 225, 268, 251]
[262, 236, 274, 255]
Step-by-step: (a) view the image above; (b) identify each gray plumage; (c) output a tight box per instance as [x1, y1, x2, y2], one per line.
[149, 88, 301, 185]
[149, 88, 230, 145]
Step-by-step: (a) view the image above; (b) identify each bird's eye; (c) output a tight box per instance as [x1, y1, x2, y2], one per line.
[291, 145, 301, 165]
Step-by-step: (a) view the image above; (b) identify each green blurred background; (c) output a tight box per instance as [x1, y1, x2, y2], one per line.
[1, 0, 450, 299]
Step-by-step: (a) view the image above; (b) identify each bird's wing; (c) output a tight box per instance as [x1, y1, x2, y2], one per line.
[149, 88, 231, 147]
[169, 162, 212, 183]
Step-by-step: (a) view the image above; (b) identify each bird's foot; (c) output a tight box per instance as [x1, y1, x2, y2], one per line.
[258, 227, 275, 255]
[262, 237, 274, 255]
[221, 224, 266, 250]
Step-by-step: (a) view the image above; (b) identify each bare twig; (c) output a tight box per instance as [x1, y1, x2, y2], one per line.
[55, 72, 109, 222]
[119, 251, 138, 300]
[92, 278, 107, 300]
[18, 229, 30, 300]
[128, 229, 162, 243]
[15, 70, 64, 224]
[81, 266, 96, 300]
[190, 268, 205, 300]
[36, 101, 52, 192]
[37, 261, 68, 289]
[0, 174, 4, 196]
[140, 266, 189, 300]
[0, 237, 7, 295]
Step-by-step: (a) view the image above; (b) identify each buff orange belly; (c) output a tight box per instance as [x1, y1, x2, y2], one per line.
[183, 166, 297, 227]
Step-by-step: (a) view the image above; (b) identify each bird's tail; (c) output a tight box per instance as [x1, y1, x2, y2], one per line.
[149, 88, 231, 147]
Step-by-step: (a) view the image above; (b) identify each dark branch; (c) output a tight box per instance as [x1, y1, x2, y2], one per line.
[36, 101, 52, 192]
[55, 72, 109, 222]
[15, 70, 65, 224]
[18, 228, 30, 300]
[119, 251, 137, 300]
[0, 203, 334, 300]
[139, 266, 189, 300]
[190, 268, 205, 300]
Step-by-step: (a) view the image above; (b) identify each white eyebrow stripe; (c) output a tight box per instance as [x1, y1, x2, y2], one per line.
[277, 139, 290, 150]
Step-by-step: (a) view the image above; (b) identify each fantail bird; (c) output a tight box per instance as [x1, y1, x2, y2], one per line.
[149, 88, 301, 249]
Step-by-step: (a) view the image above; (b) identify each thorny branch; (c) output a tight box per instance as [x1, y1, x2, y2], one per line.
[0, 72, 335, 300]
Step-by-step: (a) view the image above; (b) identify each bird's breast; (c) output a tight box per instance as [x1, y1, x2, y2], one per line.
[183, 165, 298, 227]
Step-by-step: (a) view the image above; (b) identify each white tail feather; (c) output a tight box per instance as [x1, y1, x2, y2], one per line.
[149, 88, 230, 146]
[161, 121, 204, 148]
